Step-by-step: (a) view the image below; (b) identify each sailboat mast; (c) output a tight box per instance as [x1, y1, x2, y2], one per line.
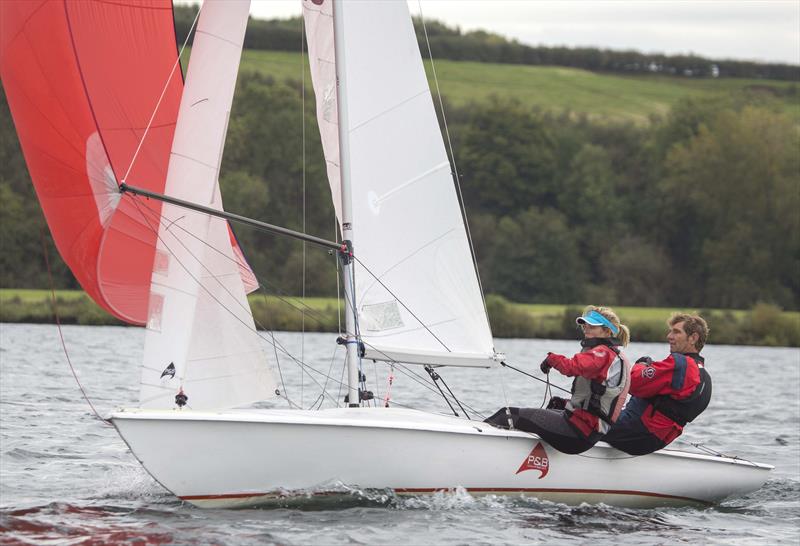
[332, 0, 361, 407]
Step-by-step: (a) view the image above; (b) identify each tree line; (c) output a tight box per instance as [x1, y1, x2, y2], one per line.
[1, 69, 797, 312]
[170, 5, 800, 82]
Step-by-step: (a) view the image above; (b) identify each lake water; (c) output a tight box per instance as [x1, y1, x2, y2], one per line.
[1, 323, 798, 545]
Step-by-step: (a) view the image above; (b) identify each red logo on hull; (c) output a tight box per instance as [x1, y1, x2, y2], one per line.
[516, 442, 550, 479]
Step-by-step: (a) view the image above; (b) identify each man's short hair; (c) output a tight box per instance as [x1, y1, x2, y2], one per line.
[668, 313, 709, 351]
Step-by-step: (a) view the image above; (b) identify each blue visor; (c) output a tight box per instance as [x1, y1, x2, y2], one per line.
[576, 310, 619, 335]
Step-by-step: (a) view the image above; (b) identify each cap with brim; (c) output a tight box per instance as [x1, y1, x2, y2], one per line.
[576, 310, 619, 335]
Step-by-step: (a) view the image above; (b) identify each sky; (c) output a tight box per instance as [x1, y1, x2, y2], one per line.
[208, 0, 800, 65]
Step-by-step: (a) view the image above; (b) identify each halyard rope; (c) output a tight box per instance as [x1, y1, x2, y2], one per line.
[120, 5, 201, 186]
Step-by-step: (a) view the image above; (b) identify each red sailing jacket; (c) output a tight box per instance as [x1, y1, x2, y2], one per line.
[547, 344, 624, 439]
[629, 354, 703, 443]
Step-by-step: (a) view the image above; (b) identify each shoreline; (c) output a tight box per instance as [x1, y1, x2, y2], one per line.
[1, 289, 797, 347]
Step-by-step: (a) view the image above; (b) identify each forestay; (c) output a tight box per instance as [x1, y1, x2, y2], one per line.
[140, 0, 275, 410]
[304, 0, 497, 368]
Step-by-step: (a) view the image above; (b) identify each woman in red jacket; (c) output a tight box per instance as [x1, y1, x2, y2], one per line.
[485, 306, 631, 454]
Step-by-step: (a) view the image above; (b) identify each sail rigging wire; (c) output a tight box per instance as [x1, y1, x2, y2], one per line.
[424, 366, 459, 417]
[330, 292, 486, 415]
[124, 195, 482, 413]
[336, 348, 348, 407]
[300, 14, 307, 409]
[335, 228, 343, 336]
[424, 366, 469, 418]
[123, 185, 469, 369]
[358, 339, 487, 417]
[119, 5, 201, 187]
[124, 195, 340, 408]
[120, 182, 341, 251]
[415, 0, 489, 324]
[357, 335, 487, 418]
[352, 256, 451, 353]
[133, 204, 474, 412]
[124, 196, 274, 402]
[309, 343, 343, 410]
[126, 194, 484, 415]
[40, 228, 110, 426]
[260, 292, 293, 409]
[371, 360, 382, 407]
[335, 273, 470, 408]
[121, 198, 316, 325]
[125, 194, 391, 411]
[496, 359, 513, 427]
[122, 198, 335, 328]
[501, 361, 571, 395]
[675, 441, 760, 467]
[346, 258, 368, 402]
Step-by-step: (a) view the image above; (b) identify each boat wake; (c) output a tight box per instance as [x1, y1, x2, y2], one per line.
[713, 477, 799, 515]
[190, 475, 798, 517]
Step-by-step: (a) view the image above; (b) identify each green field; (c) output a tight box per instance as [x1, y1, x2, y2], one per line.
[3, 289, 797, 347]
[225, 49, 800, 125]
[0, 289, 86, 303]
[6, 288, 784, 323]
[517, 303, 752, 322]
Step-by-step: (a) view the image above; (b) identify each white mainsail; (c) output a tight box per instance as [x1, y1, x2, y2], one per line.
[304, 0, 496, 368]
[140, 0, 275, 409]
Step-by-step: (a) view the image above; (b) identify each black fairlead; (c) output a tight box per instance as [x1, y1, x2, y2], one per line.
[175, 389, 188, 408]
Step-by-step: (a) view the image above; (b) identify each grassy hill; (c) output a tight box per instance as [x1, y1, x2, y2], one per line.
[228, 49, 799, 125]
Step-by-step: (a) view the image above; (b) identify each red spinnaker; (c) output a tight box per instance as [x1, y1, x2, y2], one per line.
[1, 0, 181, 324]
[1, 0, 258, 324]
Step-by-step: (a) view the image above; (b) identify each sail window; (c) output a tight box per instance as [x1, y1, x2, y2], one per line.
[147, 293, 165, 332]
[153, 249, 170, 276]
[361, 301, 404, 331]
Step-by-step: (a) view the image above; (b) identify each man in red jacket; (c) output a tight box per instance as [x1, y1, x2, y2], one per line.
[604, 313, 711, 455]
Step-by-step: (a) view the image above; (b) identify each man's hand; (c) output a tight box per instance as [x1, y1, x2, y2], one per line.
[546, 396, 566, 410]
[636, 356, 653, 365]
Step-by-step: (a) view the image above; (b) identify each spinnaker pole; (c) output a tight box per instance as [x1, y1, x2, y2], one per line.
[119, 183, 341, 251]
[332, 0, 361, 408]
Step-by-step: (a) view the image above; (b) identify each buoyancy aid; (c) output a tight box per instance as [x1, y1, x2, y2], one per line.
[650, 353, 712, 427]
[566, 338, 631, 437]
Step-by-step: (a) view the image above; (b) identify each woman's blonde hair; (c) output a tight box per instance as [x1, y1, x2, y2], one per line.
[583, 305, 630, 347]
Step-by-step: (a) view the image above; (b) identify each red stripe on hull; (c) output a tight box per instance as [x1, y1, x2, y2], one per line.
[181, 487, 707, 505]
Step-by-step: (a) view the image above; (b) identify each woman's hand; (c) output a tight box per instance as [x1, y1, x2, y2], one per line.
[540, 353, 553, 374]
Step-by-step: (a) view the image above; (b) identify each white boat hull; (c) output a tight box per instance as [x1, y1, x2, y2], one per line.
[110, 407, 771, 509]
